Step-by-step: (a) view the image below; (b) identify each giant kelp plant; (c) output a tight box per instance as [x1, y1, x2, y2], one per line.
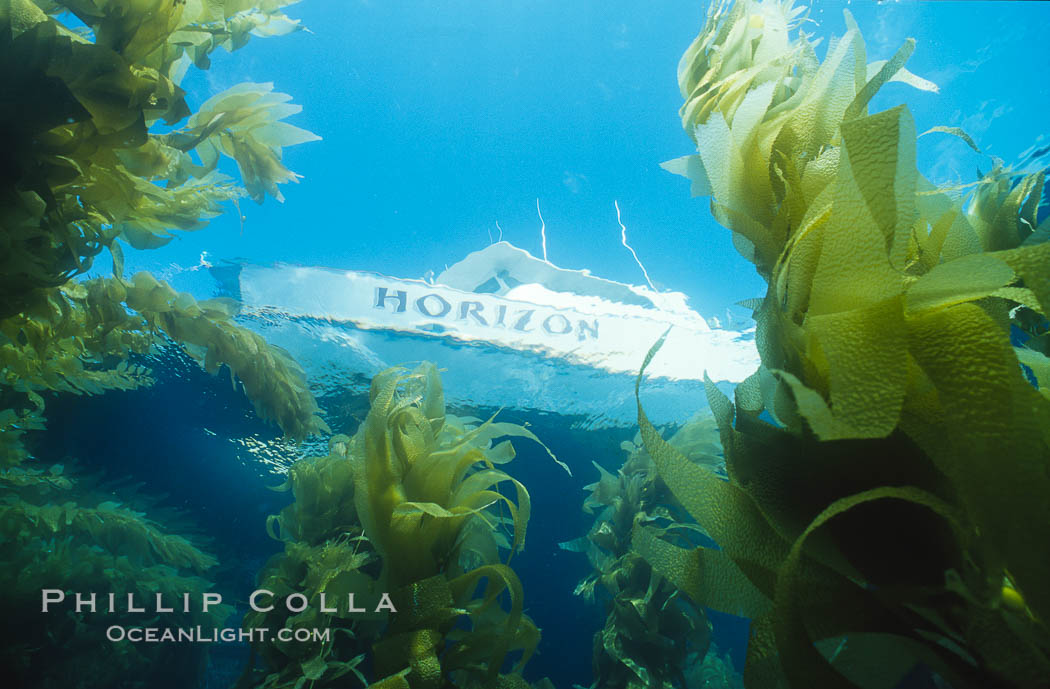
[238, 433, 376, 689]
[0, 0, 327, 443]
[634, 1, 1050, 688]
[564, 413, 742, 689]
[1, 1, 324, 686]
[241, 363, 566, 689]
[0, 462, 233, 688]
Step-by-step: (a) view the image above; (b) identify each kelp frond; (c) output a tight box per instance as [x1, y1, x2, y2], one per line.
[0, 458, 230, 688]
[643, 1, 1050, 687]
[567, 424, 727, 689]
[245, 365, 560, 689]
[353, 363, 559, 688]
[1, 0, 324, 442]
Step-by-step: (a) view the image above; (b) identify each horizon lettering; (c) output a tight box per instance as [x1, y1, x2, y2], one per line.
[372, 286, 598, 341]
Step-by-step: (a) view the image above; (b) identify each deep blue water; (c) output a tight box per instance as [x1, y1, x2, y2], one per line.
[39, 348, 750, 687]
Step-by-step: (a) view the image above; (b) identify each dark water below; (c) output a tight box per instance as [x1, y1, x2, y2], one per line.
[39, 348, 751, 687]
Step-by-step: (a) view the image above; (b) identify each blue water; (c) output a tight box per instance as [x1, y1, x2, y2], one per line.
[122, 1, 1050, 323]
[29, 1, 1050, 687]
[41, 347, 749, 687]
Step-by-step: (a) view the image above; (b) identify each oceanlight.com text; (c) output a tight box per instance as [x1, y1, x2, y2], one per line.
[105, 626, 330, 644]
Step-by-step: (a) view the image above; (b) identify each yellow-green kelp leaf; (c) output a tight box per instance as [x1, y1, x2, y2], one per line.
[61, 0, 187, 63]
[353, 363, 558, 589]
[773, 486, 964, 689]
[569, 408, 719, 689]
[905, 252, 1015, 314]
[344, 363, 547, 686]
[0, 0, 316, 317]
[632, 523, 770, 619]
[920, 125, 980, 153]
[447, 563, 530, 680]
[176, 82, 321, 203]
[906, 302, 1050, 620]
[122, 272, 328, 440]
[1016, 347, 1050, 399]
[634, 334, 787, 591]
[656, 1, 1050, 685]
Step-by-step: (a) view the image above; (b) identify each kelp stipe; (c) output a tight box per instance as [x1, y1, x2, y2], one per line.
[637, 1, 1050, 687]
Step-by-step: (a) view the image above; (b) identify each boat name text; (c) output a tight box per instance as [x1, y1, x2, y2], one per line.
[374, 287, 599, 341]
